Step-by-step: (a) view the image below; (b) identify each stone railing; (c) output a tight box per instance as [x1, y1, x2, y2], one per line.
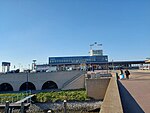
[100, 77, 123, 113]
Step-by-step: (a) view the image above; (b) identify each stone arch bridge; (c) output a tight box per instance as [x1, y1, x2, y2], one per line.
[0, 70, 86, 92]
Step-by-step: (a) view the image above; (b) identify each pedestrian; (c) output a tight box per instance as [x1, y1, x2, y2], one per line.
[125, 69, 130, 79]
[120, 69, 123, 75]
[119, 69, 124, 79]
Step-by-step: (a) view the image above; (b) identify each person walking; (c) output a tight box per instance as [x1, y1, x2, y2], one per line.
[119, 69, 124, 79]
[120, 69, 123, 75]
[125, 69, 130, 79]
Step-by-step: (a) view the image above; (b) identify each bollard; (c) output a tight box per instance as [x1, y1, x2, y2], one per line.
[47, 110, 52, 113]
[63, 100, 67, 113]
[5, 101, 9, 113]
[12, 97, 13, 103]
[20, 102, 24, 113]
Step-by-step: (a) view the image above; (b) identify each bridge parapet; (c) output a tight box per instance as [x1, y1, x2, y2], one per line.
[100, 77, 123, 113]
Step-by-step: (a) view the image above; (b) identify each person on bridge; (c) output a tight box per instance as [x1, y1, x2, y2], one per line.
[120, 69, 123, 75]
[119, 69, 124, 79]
[125, 69, 130, 79]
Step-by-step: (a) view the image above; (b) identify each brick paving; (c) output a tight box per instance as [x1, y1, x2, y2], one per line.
[120, 71, 150, 113]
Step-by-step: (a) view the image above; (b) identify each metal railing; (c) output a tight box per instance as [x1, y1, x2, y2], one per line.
[0, 90, 31, 104]
[62, 72, 85, 89]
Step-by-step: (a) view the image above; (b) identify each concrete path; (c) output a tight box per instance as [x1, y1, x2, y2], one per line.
[120, 71, 150, 113]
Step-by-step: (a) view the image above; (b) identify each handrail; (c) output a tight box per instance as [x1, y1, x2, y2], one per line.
[15, 94, 35, 104]
[0, 90, 31, 104]
[62, 71, 86, 89]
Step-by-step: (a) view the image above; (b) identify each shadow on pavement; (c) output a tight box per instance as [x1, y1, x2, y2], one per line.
[117, 80, 145, 113]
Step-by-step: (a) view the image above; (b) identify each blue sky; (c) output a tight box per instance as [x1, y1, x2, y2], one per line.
[0, 0, 150, 70]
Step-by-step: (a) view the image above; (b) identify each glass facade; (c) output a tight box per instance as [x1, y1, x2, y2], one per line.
[49, 56, 108, 65]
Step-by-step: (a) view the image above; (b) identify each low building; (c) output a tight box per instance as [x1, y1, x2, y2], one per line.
[36, 47, 108, 72]
[48, 55, 108, 71]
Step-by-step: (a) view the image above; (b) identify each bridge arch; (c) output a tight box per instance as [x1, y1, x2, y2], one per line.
[42, 81, 58, 90]
[0, 83, 13, 91]
[19, 82, 36, 91]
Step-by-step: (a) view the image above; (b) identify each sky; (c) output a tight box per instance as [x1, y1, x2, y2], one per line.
[0, 0, 150, 71]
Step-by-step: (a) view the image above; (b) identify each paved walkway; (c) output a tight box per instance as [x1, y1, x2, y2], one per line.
[120, 70, 150, 113]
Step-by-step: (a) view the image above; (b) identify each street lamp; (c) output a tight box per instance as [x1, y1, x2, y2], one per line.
[26, 71, 29, 91]
[112, 60, 114, 72]
[89, 44, 94, 71]
[32, 59, 37, 71]
[25, 68, 30, 92]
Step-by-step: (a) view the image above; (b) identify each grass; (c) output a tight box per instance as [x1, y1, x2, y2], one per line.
[35, 89, 89, 103]
[0, 89, 90, 103]
[0, 92, 29, 103]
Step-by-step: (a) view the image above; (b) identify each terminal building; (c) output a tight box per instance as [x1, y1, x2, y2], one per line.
[48, 55, 108, 71]
[36, 45, 108, 72]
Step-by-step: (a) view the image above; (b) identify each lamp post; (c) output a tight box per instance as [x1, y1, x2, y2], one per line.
[26, 71, 29, 91]
[112, 60, 114, 72]
[63, 100, 67, 113]
[89, 44, 94, 71]
[25, 68, 30, 92]
[32, 59, 37, 71]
